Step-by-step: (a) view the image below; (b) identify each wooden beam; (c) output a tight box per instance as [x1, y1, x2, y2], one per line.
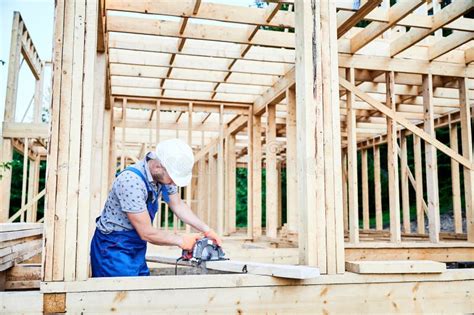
[429, 31, 474, 61]
[107, 15, 295, 49]
[361, 148, 369, 230]
[385, 71, 401, 243]
[345, 260, 446, 274]
[423, 74, 440, 243]
[265, 104, 278, 239]
[2, 122, 49, 139]
[350, 0, 425, 53]
[449, 122, 462, 234]
[400, 132, 410, 233]
[285, 87, 297, 232]
[339, 78, 473, 170]
[106, 0, 293, 28]
[346, 68, 359, 243]
[253, 67, 295, 116]
[458, 77, 474, 241]
[390, 0, 474, 57]
[252, 114, 262, 238]
[337, 0, 382, 38]
[373, 144, 382, 230]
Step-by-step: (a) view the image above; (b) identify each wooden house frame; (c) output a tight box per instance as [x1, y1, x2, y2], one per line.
[1, 0, 474, 313]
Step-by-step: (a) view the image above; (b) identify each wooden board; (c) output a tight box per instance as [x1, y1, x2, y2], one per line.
[345, 260, 446, 274]
[146, 255, 320, 279]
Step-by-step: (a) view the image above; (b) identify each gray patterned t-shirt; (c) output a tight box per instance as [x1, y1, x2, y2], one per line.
[96, 153, 178, 234]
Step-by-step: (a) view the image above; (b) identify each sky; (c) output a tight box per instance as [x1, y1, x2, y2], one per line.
[0, 0, 258, 124]
[0, 0, 54, 123]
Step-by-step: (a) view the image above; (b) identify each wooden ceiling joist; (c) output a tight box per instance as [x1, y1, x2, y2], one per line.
[349, 0, 425, 53]
[390, 0, 474, 57]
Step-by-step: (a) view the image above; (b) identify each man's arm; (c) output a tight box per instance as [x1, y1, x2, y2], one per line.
[167, 193, 210, 233]
[126, 211, 184, 247]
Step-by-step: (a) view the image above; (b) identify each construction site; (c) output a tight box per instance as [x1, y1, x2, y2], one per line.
[0, 0, 474, 313]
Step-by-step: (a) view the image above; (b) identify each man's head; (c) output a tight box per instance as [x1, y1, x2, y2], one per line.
[151, 139, 194, 186]
[147, 158, 174, 185]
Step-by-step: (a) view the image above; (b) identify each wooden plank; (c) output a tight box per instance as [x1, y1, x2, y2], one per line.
[339, 78, 473, 170]
[216, 104, 225, 235]
[429, 31, 474, 61]
[295, 0, 321, 268]
[246, 111, 253, 239]
[147, 255, 320, 279]
[450, 123, 462, 233]
[285, 87, 297, 232]
[413, 135, 425, 234]
[385, 71, 401, 243]
[43, 0, 65, 281]
[390, 0, 474, 56]
[458, 77, 474, 242]
[77, 0, 99, 281]
[107, 15, 295, 49]
[350, 0, 425, 53]
[423, 74, 440, 243]
[205, 260, 319, 280]
[227, 134, 236, 234]
[265, 104, 278, 238]
[0, 223, 42, 233]
[346, 68, 359, 243]
[373, 145, 382, 230]
[1, 122, 49, 139]
[400, 132, 410, 233]
[106, 0, 293, 28]
[361, 149, 369, 230]
[337, 0, 382, 38]
[252, 114, 262, 238]
[345, 260, 446, 274]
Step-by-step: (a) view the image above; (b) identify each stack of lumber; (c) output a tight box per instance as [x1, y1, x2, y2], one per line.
[4, 263, 41, 290]
[0, 223, 43, 272]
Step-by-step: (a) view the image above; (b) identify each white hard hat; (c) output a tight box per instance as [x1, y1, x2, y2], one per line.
[155, 139, 194, 187]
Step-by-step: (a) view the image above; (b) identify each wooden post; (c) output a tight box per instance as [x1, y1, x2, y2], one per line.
[400, 131, 411, 233]
[227, 134, 237, 234]
[252, 114, 262, 237]
[342, 149, 349, 231]
[265, 104, 278, 238]
[156, 100, 161, 144]
[120, 99, 126, 171]
[414, 135, 425, 234]
[185, 103, 193, 233]
[247, 111, 254, 239]
[449, 122, 462, 233]
[33, 66, 44, 123]
[458, 77, 474, 241]
[90, 52, 107, 238]
[374, 144, 383, 230]
[361, 149, 369, 230]
[422, 73, 440, 243]
[277, 160, 283, 229]
[216, 104, 225, 235]
[26, 157, 36, 222]
[43, 0, 99, 282]
[346, 67, 359, 243]
[286, 87, 298, 232]
[21, 138, 29, 222]
[295, 0, 344, 274]
[386, 71, 401, 243]
[1, 13, 22, 222]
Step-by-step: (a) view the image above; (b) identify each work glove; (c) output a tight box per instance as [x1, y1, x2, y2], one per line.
[204, 229, 222, 247]
[180, 233, 201, 250]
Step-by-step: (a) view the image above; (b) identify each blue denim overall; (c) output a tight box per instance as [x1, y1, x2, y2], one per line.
[90, 167, 169, 277]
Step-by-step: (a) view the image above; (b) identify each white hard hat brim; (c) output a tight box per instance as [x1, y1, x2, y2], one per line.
[169, 172, 192, 187]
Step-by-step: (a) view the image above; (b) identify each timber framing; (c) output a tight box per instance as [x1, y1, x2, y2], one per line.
[1, 0, 474, 313]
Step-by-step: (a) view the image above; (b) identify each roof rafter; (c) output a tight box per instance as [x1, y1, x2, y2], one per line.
[390, 0, 474, 57]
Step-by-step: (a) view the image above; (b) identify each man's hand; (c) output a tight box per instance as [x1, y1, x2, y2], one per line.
[180, 233, 202, 250]
[204, 229, 222, 246]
